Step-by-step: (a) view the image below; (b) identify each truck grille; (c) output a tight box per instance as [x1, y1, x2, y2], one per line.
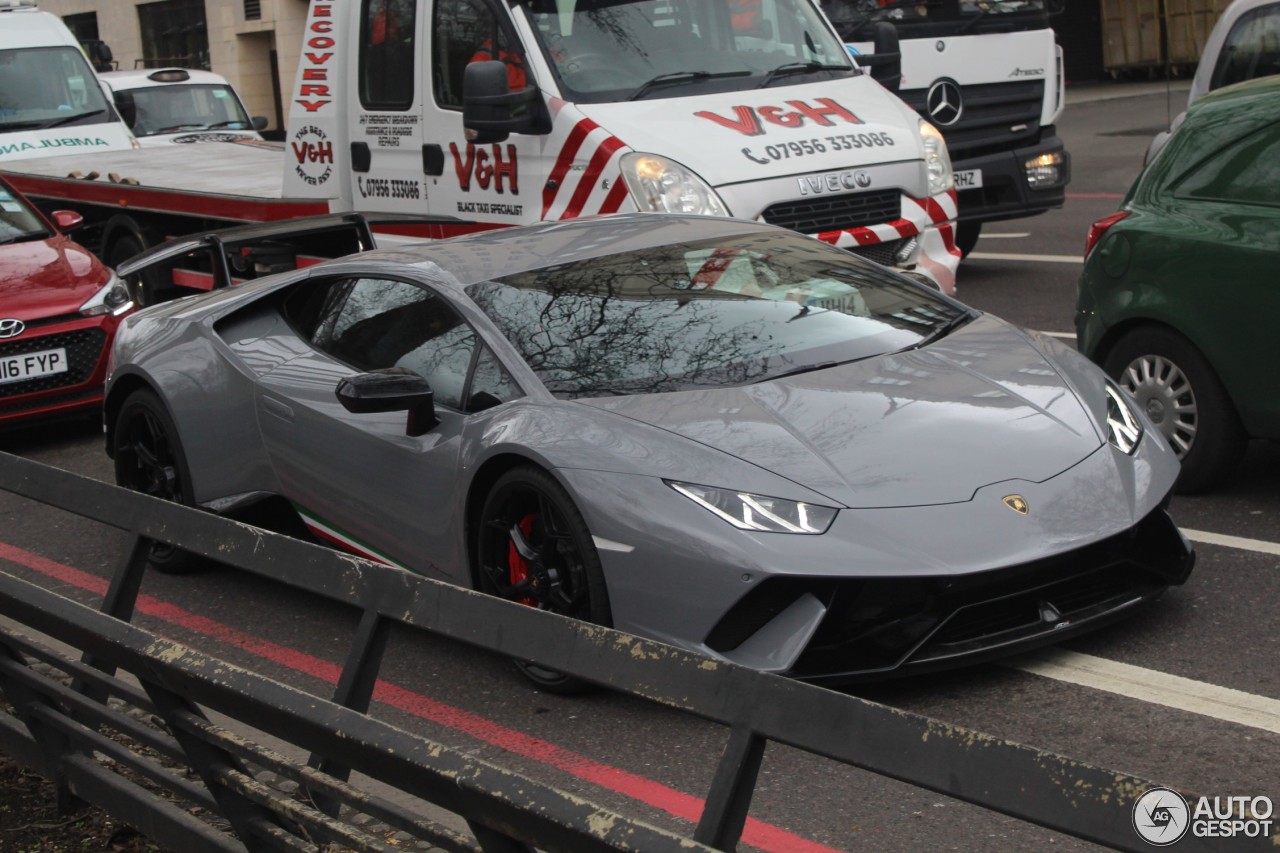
[0, 329, 106, 398]
[762, 189, 900, 235]
[902, 80, 1045, 160]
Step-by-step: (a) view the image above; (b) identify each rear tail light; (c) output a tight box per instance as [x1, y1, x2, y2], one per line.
[1084, 211, 1130, 260]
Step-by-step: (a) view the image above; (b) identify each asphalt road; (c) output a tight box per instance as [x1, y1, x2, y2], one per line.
[2, 81, 1278, 853]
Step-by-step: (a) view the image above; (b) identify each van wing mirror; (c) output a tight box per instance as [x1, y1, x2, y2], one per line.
[857, 22, 901, 94]
[462, 60, 548, 144]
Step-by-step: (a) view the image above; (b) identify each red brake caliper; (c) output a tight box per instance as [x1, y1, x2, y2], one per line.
[507, 513, 539, 606]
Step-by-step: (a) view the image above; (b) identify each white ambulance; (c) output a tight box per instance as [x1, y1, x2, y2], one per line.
[0, 0, 137, 162]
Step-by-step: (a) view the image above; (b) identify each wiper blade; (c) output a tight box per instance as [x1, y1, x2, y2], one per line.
[753, 360, 839, 384]
[756, 61, 848, 89]
[907, 310, 975, 351]
[628, 70, 750, 101]
[40, 108, 107, 129]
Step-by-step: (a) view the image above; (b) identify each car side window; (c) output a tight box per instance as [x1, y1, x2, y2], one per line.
[360, 0, 417, 110]
[309, 277, 480, 411]
[467, 344, 522, 410]
[1212, 6, 1280, 91]
[1176, 124, 1280, 207]
[433, 0, 524, 108]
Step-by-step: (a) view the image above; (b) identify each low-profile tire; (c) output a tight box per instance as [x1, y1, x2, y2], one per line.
[112, 389, 205, 573]
[475, 466, 612, 694]
[954, 220, 981, 258]
[1103, 327, 1247, 493]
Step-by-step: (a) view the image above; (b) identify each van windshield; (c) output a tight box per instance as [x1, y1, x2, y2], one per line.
[520, 0, 854, 103]
[0, 47, 114, 132]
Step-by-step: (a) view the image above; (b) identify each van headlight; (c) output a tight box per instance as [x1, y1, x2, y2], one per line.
[620, 153, 730, 216]
[79, 272, 134, 317]
[919, 120, 954, 196]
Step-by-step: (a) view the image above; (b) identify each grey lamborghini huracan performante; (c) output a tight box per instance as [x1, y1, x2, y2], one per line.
[105, 214, 1193, 690]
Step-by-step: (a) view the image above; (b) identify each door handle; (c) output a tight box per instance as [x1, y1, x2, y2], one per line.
[351, 142, 371, 173]
[261, 396, 294, 422]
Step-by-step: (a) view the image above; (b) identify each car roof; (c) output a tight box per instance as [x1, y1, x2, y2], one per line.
[345, 214, 787, 289]
[100, 68, 235, 90]
[1136, 75, 1280, 199]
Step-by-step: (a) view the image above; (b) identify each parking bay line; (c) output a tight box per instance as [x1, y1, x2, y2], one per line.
[1011, 650, 1280, 735]
[1183, 528, 1280, 558]
[1010, 530, 1280, 733]
[969, 251, 1082, 264]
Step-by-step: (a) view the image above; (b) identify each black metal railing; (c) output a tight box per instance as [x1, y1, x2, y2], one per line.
[0, 452, 1271, 852]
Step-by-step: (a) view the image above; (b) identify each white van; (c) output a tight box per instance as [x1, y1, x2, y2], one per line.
[101, 68, 268, 147]
[0, 0, 137, 162]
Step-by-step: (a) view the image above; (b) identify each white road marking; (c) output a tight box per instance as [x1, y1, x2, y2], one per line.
[969, 251, 1083, 264]
[1037, 331, 1077, 339]
[977, 232, 1030, 239]
[1184, 528, 1280, 558]
[1012, 650, 1280, 734]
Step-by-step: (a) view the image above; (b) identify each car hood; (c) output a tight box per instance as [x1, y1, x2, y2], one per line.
[575, 75, 921, 188]
[577, 315, 1104, 508]
[0, 236, 110, 319]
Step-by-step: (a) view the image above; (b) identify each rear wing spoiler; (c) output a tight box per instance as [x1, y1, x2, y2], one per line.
[116, 213, 468, 294]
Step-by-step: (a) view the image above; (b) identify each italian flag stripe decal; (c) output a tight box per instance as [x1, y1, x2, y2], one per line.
[292, 503, 412, 572]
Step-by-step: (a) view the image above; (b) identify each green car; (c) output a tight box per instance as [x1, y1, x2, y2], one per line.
[1077, 75, 1280, 492]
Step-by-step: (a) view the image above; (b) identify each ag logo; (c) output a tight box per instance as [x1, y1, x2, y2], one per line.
[1133, 788, 1190, 846]
[1002, 494, 1028, 515]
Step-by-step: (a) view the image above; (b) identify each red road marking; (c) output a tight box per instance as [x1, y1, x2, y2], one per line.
[1066, 192, 1124, 199]
[0, 541, 840, 853]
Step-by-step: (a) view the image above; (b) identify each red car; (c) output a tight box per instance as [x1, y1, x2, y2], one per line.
[0, 176, 133, 423]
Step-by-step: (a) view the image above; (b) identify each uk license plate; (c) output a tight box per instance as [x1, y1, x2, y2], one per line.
[0, 348, 69, 384]
[954, 169, 984, 189]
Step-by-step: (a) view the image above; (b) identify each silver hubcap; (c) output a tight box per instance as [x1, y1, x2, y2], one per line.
[1121, 354, 1197, 458]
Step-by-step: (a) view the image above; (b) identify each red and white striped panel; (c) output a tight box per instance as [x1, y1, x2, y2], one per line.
[541, 101, 634, 221]
[812, 189, 959, 253]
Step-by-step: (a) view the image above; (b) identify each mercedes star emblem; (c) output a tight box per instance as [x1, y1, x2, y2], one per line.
[926, 79, 964, 127]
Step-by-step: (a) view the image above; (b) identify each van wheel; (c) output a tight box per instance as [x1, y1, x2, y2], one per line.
[1104, 327, 1246, 493]
[954, 221, 981, 258]
[475, 466, 611, 694]
[112, 389, 205, 573]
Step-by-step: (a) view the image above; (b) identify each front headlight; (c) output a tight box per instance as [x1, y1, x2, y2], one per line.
[620, 153, 730, 217]
[1105, 381, 1143, 455]
[668, 481, 837, 534]
[919, 120, 954, 197]
[79, 272, 134, 317]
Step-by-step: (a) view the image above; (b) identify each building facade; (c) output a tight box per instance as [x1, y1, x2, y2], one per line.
[35, 0, 309, 135]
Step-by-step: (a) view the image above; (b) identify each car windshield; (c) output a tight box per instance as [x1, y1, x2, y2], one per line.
[466, 232, 968, 398]
[0, 47, 114, 132]
[125, 84, 253, 136]
[518, 0, 853, 103]
[0, 183, 50, 245]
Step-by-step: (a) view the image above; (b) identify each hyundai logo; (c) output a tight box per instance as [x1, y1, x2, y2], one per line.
[0, 319, 25, 339]
[926, 79, 964, 127]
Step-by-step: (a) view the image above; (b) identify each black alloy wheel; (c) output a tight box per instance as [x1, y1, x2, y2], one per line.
[112, 389, 204, 573]
[475, 466, 611, 693]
